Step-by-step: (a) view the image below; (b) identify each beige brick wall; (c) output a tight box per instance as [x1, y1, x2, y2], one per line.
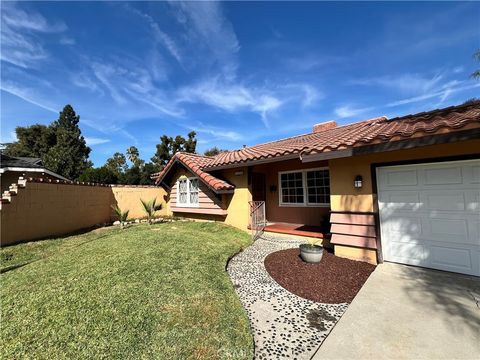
[0, 179, 167, 246]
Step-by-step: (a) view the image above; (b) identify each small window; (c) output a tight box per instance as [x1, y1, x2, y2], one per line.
[177, 177, 199, 207]
[306, 169, 330, 205]
[280, 172, 304, 204]
[279, 168, 330, 207]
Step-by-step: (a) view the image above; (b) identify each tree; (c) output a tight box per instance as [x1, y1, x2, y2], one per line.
[204, 146, 226, 157]
[78, 166, 118, 184]
[42, 105, 91, 180]
[105, 152, 128, 176]
[3, 124, 56, 158]
[471, 49, 480, 79]
[151, 131, 197, 169]
[126, 146, 144, 168]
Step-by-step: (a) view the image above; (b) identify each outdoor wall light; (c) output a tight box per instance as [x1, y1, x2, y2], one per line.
[354, 175, 363, 188]
[234, 170, 244, 176]
[269, 185, 277, 192]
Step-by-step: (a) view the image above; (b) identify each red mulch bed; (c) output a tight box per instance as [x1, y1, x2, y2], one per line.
[264, 249, 376, 303]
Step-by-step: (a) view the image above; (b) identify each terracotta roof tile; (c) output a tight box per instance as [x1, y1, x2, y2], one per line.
[153, 152, 234, 192]
[152, 101, 480, 182]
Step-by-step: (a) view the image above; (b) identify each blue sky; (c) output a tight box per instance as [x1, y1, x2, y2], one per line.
[1, 1, 479, 166]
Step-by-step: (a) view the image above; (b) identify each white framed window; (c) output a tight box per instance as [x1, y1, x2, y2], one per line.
[278, 168, 330, 207]
[176, 177, 199, 207]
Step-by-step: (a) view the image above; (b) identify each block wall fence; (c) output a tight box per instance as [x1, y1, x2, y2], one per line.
[0, 177, 168, 246]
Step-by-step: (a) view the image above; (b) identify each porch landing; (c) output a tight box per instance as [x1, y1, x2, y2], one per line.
[264, 222, 328, 239]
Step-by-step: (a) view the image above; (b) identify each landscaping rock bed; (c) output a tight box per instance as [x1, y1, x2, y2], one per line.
[265, 248, 376, 303]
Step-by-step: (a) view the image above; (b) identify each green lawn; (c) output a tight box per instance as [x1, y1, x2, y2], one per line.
[1, 222, 253, 359]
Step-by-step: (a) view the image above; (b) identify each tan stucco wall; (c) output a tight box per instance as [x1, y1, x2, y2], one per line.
[1, 171, 62, 193]
[111, 186, 168, 219]
[329, 139, 480, 213]
[222, 167, 251, 231]
[253, 159, 330, 225]
[1, 180, 167, 246]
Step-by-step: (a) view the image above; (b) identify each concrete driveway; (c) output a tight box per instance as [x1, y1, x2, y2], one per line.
[314, 263, 480, 360]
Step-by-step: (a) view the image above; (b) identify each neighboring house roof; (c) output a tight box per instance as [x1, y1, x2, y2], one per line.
[0, 154, 70, 181]
[152, 101, 480, 187]
[154, 152, 235, 193]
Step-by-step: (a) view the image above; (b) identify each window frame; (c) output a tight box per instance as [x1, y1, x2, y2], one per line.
[176, 176, 200, 208]
[278, 167, 330, 207]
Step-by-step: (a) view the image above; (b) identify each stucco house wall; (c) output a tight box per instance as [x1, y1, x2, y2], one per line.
[252, 159, 330, 226]
[328, 139, 480, 263]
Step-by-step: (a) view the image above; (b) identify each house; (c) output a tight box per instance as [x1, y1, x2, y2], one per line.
[152, 101, 480, 276]
[0, 154, 69, 192]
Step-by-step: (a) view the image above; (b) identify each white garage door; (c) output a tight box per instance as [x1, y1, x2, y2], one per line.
[377, 159, 480, 276]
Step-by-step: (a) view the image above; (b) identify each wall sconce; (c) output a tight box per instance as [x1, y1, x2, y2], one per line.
[354, 175, 363, 188]
[269, 185, 277, 192]
[234, 170, 244, 176]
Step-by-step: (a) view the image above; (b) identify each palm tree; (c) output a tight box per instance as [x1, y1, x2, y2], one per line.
[140, 197, 163, 224]
[112, 205, 129, 229]
[471, 49, 480, 79]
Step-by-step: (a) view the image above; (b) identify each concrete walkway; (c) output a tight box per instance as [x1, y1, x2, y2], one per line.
[228, 234, 347, 359]
[314, 263, 480, 360]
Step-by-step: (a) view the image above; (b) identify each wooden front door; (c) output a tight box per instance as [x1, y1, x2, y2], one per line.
[251, 173, 266, 202]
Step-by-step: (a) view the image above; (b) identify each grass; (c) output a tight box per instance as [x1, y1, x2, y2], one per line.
[1, 222, 253, 359]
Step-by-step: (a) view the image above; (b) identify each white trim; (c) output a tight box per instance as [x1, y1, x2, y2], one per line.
[278, 167, 330, 207]
[176, 176, 200, 208]
[0, 167, 70, 181]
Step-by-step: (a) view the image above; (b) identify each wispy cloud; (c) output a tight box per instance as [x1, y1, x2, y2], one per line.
[352, 72, 444, 95]
[171, 1, 240, 80]
[386, 81, 480, 107]
[85, 137, 110, 146]
[184, 123, 244, 142]
[1, 2, 66, 68]
[334, 105, 373, 119]
[0, 82, 58, 113]
[177, 78, 282, 127]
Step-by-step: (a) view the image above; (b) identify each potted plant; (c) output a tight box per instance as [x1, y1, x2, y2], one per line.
[299, 238, 324, 263]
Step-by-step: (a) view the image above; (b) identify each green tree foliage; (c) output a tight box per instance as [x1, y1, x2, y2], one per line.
[78, 166, 118, 184]
[4, 105, 91, 180]
[43, 105, 91, 180]
[105, 152, 128, 176]
[204, 146, 226, 157]
[3, 124, 56, 158]
[126, 146, 144, 168]
[151, 131, 197, 169]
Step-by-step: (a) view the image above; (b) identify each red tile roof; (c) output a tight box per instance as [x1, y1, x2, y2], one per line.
[207, 101, 480, 167]
[152, 101, 480, 186]
[153, 152, 234, 192]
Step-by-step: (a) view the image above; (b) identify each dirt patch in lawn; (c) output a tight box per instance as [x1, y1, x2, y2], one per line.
[264, 249, 376, 303]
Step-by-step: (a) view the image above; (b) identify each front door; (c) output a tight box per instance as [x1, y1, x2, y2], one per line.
[251, 172, 266, 202]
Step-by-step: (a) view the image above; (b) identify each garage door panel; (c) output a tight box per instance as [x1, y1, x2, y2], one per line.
[385, 169, 418, 187]
[425, 192, 466, 211]
[381, 217, 422, 239]
[429, 218, 468, 240]
[424, 166, 463, 185]
[469, 165, 480, 183]
[377, 159, 480, 276]
[429, 245, 472, 272]
[387, 242, 425, 264]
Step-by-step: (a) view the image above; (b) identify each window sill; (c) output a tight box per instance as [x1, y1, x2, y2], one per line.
[279, 203, 330, 208]
[171, 207, 228, 216]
